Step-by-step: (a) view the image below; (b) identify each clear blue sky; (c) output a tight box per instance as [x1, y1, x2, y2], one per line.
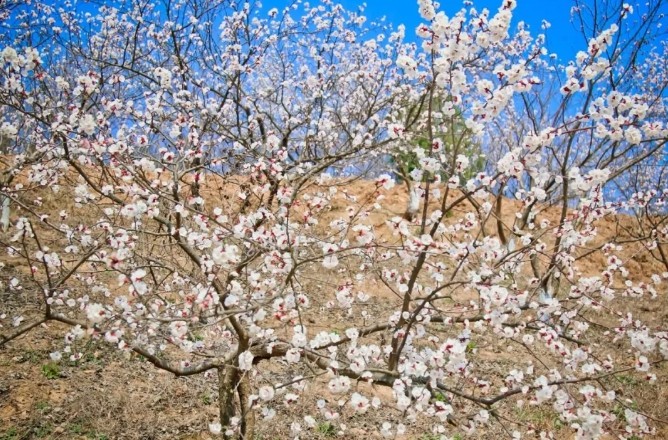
[361, 0, 581, 56]
[259, 0, 666, 62]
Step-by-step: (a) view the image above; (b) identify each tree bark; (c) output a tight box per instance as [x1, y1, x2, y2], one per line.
[238, 374, 255, 439]
[218, 366, 239, 439]
[1, 195, 9, 232]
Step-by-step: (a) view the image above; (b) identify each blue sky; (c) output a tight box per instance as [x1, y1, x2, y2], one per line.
[261, 0, 581, 57]
[259, 0, 665, 62]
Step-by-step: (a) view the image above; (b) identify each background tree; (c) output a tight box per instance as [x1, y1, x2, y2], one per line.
[393, 94, 485, 220]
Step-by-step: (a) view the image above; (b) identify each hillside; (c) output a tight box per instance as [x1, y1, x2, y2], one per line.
[1, 161, 667, 439]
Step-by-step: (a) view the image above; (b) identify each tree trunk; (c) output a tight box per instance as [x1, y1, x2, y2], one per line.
[238, 374, 255, 439]
[218, 367, 239, 439]
[404, 183, 419, 221]
[1, 195, 9, 232]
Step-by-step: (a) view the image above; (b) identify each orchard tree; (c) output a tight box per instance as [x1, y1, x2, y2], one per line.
[1, 0, 668, 439]
[392, 94, 484, 220]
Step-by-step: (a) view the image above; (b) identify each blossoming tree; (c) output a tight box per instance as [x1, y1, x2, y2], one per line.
[1, 0, 667, 439]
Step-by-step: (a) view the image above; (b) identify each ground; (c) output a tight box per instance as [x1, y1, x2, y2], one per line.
[1, 173, 667, 439]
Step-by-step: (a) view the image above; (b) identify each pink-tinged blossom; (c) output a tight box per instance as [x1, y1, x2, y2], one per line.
[349, 392, 370, 413]
[376, 174, 395, 190]
[352, 225, 373, 245]
[322, 243, 339, 269]
[328, 376, 351, 394]
[387, 123, 405, 139]
[86, 303, 109, 324]
[211, 244, 240, 267]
